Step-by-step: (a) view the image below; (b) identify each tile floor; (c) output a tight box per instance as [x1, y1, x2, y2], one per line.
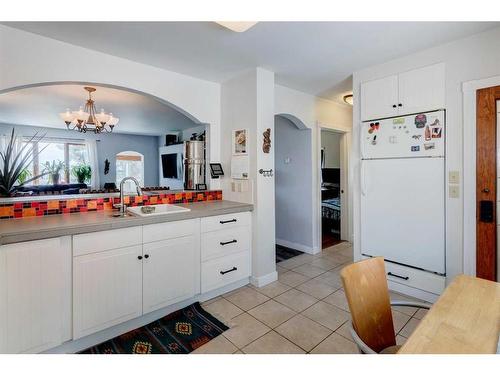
[195, 242, 428, 354]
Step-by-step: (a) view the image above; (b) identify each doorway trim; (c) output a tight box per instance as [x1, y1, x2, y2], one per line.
[463, 75, 500, 277]
[316, 123, 351, 251]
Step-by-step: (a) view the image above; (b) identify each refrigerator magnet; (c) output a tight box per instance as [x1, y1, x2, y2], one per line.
[371, 135, 377, 145]
[424, 142, 436, 150]
[393, 118, 405, 125]
[431, 127, 442, 138]
[415, 114, 427, 128]
[412, 135, 421, 140]
[411, 146, 420, 152]
[429, 118, 440, 127]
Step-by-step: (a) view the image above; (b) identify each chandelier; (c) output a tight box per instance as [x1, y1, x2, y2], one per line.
[59, 87, 119, 134]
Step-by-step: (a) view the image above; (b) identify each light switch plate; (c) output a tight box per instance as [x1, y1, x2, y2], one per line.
[449, 171, 460, 184]
[449, 185, 459, 198]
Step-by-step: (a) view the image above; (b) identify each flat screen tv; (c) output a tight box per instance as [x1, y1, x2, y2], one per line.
[161, 153, 178, 179]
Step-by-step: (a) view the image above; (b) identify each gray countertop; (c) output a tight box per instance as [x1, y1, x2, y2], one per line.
[0, 200, 253, 245]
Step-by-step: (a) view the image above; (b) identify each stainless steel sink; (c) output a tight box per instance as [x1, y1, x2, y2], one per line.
[127, 204, 191, 217]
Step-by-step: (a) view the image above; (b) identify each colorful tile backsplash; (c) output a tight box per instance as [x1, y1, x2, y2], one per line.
[0, 190, 222, 220]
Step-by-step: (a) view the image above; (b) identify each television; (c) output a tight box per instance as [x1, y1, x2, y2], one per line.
[161, 153, 179, 179]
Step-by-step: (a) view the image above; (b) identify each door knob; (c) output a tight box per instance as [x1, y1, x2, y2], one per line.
[482, 188, 490, 193]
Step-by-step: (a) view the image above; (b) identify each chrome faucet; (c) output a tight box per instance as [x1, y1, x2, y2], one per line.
[117, 177, 143, 216]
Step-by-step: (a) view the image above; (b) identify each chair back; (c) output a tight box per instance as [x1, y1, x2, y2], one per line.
[340, 257, 396, 353]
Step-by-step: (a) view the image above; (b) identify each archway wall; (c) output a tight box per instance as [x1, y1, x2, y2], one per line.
[0, 25, 222, 185]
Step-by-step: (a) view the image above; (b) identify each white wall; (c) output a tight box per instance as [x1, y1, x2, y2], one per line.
[352, 26, 500, 284]
[0, 25, 222, 188]
[321, 131, 342, 168]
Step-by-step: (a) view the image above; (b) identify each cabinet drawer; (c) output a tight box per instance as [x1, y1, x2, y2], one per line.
[73, 226, 142, 256]
[385, 261, 445, 295]
[201, 225, 251, 261]
[201, 251, 250, 293]
[143, 218, 198, 244]
[201, 212, 251, 233]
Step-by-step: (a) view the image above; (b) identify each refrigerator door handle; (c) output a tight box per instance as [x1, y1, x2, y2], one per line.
[361, 161, 366, 196]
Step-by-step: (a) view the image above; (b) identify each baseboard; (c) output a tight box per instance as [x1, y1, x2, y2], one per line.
[276, 238, 317, 254]
[387, 280, 439, 303]
[250, 271, 278, 287]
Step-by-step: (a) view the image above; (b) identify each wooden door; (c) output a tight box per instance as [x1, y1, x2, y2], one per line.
[476, 86, 500, 281]
[360, 75, 398, 121]
[142, 236, 198, 314]
[73, 245, 143, 339]
[398, 63, 445, 116]
[0, 237, 71, 353]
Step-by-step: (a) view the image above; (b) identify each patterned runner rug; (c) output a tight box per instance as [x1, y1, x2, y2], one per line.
[79, 302, 229, 354]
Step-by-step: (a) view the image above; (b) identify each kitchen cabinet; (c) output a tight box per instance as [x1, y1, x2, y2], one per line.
[360, 63, 445, 121]
[143, 235, 199, 314]
[73, 245, 143, 339]
[0, 237, 71, 353]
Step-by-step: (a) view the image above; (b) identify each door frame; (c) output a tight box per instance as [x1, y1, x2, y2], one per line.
[463, 75, 500, 279]
[316, 124, 352, 249]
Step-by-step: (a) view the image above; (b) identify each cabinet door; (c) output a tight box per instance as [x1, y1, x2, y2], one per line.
[73, 245, 143, 339]
[0, 237, 71, 353]
[360, 75, 398, 121]
[398, 63, 445, 115]
[143, 235, 199, 314]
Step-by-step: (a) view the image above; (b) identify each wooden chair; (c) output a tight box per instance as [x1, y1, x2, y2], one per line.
[340, 257, 431, 354]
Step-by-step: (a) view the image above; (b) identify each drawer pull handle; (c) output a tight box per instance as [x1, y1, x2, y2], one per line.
[387, 272, 409, 280]
[220, 219, 237, 224]
[220, 267, 237, 275]
[220, 239, 237, 246]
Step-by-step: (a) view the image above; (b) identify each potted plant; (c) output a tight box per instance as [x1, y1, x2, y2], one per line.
[71, 164, 92, 184]
[0, 128, 47, 197]
[43, 160, 65, 185]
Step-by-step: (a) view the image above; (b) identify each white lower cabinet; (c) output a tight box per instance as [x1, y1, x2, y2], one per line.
[143, 235, 200, 314]
[73, 245, 143, 339]
[0, 237, 72, 353]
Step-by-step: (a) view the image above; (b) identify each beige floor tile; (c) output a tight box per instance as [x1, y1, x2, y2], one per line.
[247, 299, 296, 328]
[233, 350, 244, 354]
[275, 314, 332, 352]
[389, 291, 422, 316]
[203, 298, 243, 324]
[223, 313, 271, 348]
[399, 317, 421, 338]
[322, 288, 350, 312]
[225, 287, 270, 311]
[310, 257, 343, 271]
[326, 253, 352, 265]
[274, 288, 318, 312]
[396, 334, 407, 346]
[334, 321, 354, 342]
[296, 278, 339, 299]
[278, 255, 311, 270]
[201, 296, 222, 306]
[276, 265, 288, 276]
[302, 301, 350, 331]
[310, 332, 359, 354]
[278, 270, 310, 287]
[313, 270, 343, 289]
[392, 309, 412, 334]
[292, 264, 326, 278]
[242, 331, 305, 354]
[223, 285, 251, 298]
[192, 335, 238, 354]
[252, 281, 291, 298]
[413, 308, 428, 320]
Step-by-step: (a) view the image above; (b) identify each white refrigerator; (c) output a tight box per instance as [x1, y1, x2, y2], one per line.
[360, 110, 445, 275]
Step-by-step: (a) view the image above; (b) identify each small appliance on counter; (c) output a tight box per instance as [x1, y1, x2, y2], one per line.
[184, 140, 206, 190]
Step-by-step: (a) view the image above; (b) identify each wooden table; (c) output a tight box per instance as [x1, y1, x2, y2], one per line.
[399, 274, 500, 354]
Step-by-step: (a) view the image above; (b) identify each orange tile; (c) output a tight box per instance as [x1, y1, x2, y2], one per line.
[162, 198, 169, 204]
[66, 200, 78, 209]
[149, 196, 158, 204]
[0, 206, 14, 217]
[123, 196, 130, 205]
[48, 201, 60, 210]
[134, 195, 143, 204]
[22, 208, 37, 217]
[175, 193, 182, 200]
[87, 200, 97, 210]
[103, 202, 113, 211]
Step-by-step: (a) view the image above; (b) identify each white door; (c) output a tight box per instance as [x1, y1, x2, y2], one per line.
[361, 75, 399, 121]
[361, 158, 445, 274]
[143, 236, 198, 314]
[73, 245, 143, 339]
[398, 63, 445, 116]
[0, 237, 71, 353]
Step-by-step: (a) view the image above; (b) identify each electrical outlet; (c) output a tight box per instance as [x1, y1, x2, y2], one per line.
[449, 185, 459, 198]
[449, 171, 460, 184]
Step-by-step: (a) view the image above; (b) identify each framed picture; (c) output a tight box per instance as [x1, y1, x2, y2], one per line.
[232, 129, 248, 155]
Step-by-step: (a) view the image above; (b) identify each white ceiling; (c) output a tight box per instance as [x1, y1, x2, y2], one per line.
[0, 84, 197, 135]
[5, 22, 499, 103]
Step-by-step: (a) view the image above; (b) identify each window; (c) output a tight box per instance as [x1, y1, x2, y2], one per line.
[116, 151, 144, 192]
[23, 139, 88, 185]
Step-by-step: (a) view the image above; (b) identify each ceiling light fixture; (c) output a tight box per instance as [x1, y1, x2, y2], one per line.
[59, 86, 119, 134]
[215, 22, 258, 33]
[343, 94, 353, 106]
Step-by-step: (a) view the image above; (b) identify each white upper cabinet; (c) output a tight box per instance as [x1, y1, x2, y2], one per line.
[361, 74, 399, 121]
[360, 63, 445, 121]
[0, 237, 72, 353]
[398, 63, 445, 116]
